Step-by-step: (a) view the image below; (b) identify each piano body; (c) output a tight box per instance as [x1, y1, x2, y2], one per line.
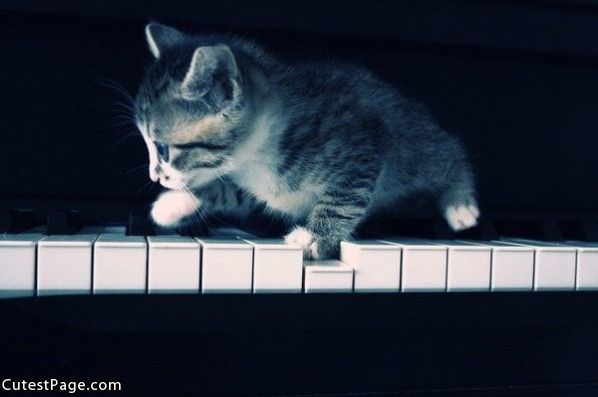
[1, 1, 598, 395]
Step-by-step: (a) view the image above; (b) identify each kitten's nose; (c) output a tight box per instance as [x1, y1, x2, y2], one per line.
[149, 164, 160, 182]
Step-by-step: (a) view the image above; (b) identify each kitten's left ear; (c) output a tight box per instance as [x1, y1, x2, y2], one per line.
[181, 45, 239, 102]
[145, 23, 184, 58]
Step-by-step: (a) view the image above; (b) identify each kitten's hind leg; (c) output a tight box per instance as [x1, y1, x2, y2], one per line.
[443, 200, 480, 231]
[439, 179, 480, 232]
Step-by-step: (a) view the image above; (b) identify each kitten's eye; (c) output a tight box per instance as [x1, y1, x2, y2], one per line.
[155, 142, 170, 162]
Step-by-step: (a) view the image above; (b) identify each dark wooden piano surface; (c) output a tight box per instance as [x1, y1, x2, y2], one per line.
[1, 292, 598, 396]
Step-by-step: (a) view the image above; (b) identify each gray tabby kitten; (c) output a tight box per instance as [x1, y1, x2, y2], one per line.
[135, 23, 479, 259]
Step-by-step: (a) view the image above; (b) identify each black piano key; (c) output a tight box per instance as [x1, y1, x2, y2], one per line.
[393, 218, 435, 238]
[558, 220, 587, 241]
[495, 219, 544, 240]
[583, 221, 598, 242]
[0, 209, 43, 234]
[542, 219, 564, 241]
[478, 216, 499, 241]
[240, 213, 288, 238]
[126, 210, 155, 236]
[46, 210, 80, 235]
[176, 221, 209, 237]
[357, 216, 436, 238]
[433, 218, 455, 239]
[0, 209, 11, 233]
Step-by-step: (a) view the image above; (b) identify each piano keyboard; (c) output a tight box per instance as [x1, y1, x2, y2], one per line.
[1, 231, 598, 298]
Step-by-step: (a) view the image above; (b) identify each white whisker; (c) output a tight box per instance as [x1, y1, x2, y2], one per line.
[123, 164, 149, 175]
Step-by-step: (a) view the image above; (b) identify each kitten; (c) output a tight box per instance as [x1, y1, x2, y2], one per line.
[134, 23, 479, 259]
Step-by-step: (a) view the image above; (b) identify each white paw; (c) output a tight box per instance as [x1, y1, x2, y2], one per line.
[151, 190, 200, 227]
[284, 226, 320, 259]
[444, 204, 480, 231]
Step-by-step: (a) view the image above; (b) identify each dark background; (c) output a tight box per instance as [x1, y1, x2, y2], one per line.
[1, 0, 598, 217]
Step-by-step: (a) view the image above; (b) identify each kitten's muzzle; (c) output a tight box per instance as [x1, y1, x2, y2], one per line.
[158, 174, 186, 190]
[149, 164, 160, 182]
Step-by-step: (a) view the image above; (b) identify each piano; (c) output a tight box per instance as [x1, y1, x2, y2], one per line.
[1, 227, 598, 297]
[2, 1, 598, 396]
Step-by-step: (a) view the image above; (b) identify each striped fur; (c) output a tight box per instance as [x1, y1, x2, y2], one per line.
[135, 24, 479, 259]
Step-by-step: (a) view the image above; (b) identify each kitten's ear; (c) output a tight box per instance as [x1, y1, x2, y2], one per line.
[181, 45, 239, 103]
[145, 23, 184, 58]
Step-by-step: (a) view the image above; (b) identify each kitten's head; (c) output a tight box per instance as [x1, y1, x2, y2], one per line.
[135, 23, 247, 190]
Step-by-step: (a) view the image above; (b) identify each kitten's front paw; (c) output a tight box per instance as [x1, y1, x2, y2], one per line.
[151, 190, 201, 227]
[444, 203, 480, 231]
[284, 226, 320, 260]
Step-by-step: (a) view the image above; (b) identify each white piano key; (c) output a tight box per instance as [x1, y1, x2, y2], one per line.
[0, 233, 43, 298]
[196, 238, 253, 293]
[383, 239, 447, 292]
[561, 241, 598, 291]
[147, 236, 200, 294]
[467, 241, 534, 291]
[440, 241, 491, 292]
[503, 238, 577, 291]
[304, 260, 353, 293]
[37, 234, 98, 296]
[93, 233, 147, 294]
[244, 239, 303, 293]
[340, 240, 401, 292]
